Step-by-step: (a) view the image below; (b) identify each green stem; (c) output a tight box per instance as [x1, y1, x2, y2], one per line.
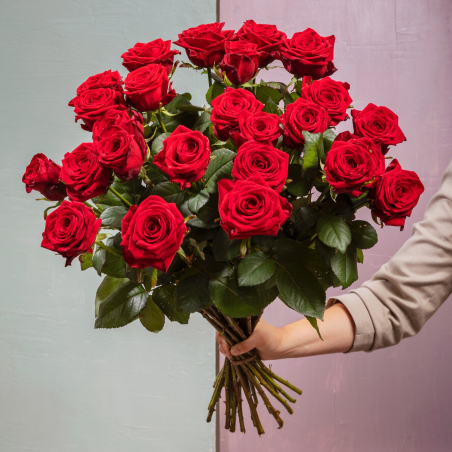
[156, 112, 167, 133]
[207, 67, 213, 87]
[84, 201, 102, 216]
[314, 186, 331, 206]
[108, 186, 132, 208]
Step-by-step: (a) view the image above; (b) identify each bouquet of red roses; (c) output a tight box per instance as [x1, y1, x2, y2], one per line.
[22, 21, 424, 435]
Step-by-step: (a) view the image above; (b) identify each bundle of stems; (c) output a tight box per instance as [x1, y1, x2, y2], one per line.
[201, 306, 302, 435]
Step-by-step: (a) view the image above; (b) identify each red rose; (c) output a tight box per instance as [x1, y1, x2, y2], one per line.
[324, 137, 385, 197]
[231, 141, 289, 192]
[124, 64, 176, 112]
[121, 39, 181, 74]
[92, 107, 142, 142]
[219, 40, 260, 85]
[235, 20, 286, 68]
[69, 70, 124, 101]
[60, 143, 112, 202]
[97, 120, 147, 180]
[231, 111, 282, 147]
[218, 174, 292, 239]
[301, 77, 352, 126]
[335, 131, 359, 142]
[351, 104, 406, 154]
[121, 195, 186, 271]
[41, 200, 101, 266]
[280, 98, 330, 148]
[70, 88, 126, 132]
[210, 88, 264, 141]
[174, 22, 234, 68]
[370, 159, 424, 230]
[22, 153, 67, 201]
[273, 28, 337, 79]
[153, 125, 211, 189]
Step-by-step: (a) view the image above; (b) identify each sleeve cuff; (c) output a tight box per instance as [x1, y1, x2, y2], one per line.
[327, 292, 376, 352]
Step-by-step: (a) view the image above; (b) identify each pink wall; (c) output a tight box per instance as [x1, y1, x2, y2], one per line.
[219, 1, 452, 451]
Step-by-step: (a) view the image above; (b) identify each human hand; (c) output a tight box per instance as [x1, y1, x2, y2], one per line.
[216, 319, 286, 361]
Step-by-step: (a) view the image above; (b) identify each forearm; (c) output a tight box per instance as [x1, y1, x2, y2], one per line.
[274, 303, 355, 359]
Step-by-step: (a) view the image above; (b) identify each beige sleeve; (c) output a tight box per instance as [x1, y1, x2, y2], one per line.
[327, 159, 452, 352]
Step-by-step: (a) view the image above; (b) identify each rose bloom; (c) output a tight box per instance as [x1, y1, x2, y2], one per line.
[210, 87, 264, 141]
[121, 195, 186, 272]
[70, 88, 126, 132]
[174, 22, 234, 68]
[97, 120, 147, 180]
[60, 143, 112, 202]
[124, 64, 176, 112]
[301, 77, 352, 126]
[153, 125, 211, 189]
[41, 201, 101, 266]
[121, 39, 181, 74]
[232, 141, 289, 192]
[273, 28, 337, 79]
[351, 103, 406, 154]
[219, 40, 260, 85]
[370, 159, 424, 230]
[235, 20, 286, 67]
[22, 153, 67, 201]
[69, 70, 124, 99]
[218, 174, 292, 239]
[280, 98, 330, 148]
[324, 137, 385, 197]
[231, 110, 282, 148]
[92, 107, 143, 143]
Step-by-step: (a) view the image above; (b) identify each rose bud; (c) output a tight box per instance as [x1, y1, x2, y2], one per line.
[124, 64, 176, 112]
[231, 111, 282, 148]
[231, 141, 289, 192]
[92, 107, 142, 143]
[210, 87, 264, 141]
[69, 70, 124, 102]
[218, 174, 292, 239]
[153, 125, 211, 189]
[121, 195, 186, 272]
[97, 119, 147, 180]
[273, 28, 336, 79]
[370, 159, 424, 230]
[41, 201, 101, 266]
[70, 88, 126, 132]
[219, 40, 260, 85]
[351, 103, 406, 155]
[324, 138, 385, 197]
[60, 143, 112, 202]
[235, 20, 286, 68]
[301, 77, 352, 126]
[280, 98, 330, 148]
[174, 22, 234, 68]
[121, 39, 181, 74]
[22, 153, 67, 201]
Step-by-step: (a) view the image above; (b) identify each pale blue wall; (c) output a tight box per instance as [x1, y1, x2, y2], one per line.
[0, 1, 216, 451]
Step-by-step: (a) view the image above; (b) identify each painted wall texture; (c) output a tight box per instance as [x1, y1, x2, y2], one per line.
[0, 1, 216, 452]
[219, 1, 452, 451]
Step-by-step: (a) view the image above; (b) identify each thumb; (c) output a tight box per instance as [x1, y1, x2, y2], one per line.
[231, 331, 260, 356]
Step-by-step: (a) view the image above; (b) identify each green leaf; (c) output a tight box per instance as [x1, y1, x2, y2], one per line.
[251, 235, 276, 253]
[100, 206, 129, 229]
[151, 132, 171, 156]
[177, 271, 211, 313]
[101, 252, 126, 278]
[79, 252, 93, 271]
[301, 131, 322, 178]
[323, 129, 336, 155]
[262, 98, 280, 115]
[196, 192, 219, 225]
[204, 148, 235, 193]
[350, 220, 378, 249]
[295, 206, 320, 231]
[206, 82, 225, 105]
[187, 189, 210, 214]
[95, 275, 128, 317]
[145, 162, 169, 184]
[149, 181, 185, 206]
[95, 281, 148, 328]
[287, 179, 311, 197]
[152, 284, 190, 324]
[177, 104, 206, 112]
[316, 212, 352, 254]
[256, 85, 283, 105]
[238, 252, 276, 286]
[330, 245, 358, 289]
[212, 228, 241, 261]
[93, 248, 107, 276]
[306, 316, 323, 340]
[357, 248, 364, 264]
[139, 296, 165, 333]
[193, 111, 211, 133]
